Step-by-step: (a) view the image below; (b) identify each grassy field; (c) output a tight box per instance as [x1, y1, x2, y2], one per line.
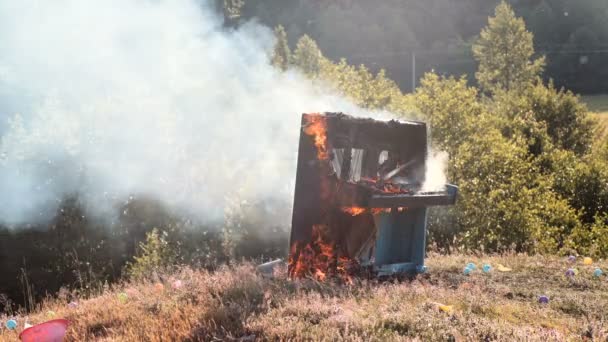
[582, 95, 608, 114]
[1, 254, 606, 341]
[582, 95, 608, 143]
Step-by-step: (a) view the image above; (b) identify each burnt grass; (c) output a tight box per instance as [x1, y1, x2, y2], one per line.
[1, 254, 606, 341]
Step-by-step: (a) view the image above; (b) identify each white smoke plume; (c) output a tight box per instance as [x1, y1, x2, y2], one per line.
[421, 150, 448, 192]
[0, 0, 364, 226]
[0, 0, 447, 227]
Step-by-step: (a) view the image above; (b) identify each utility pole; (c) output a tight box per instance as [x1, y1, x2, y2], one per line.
[411, 51, 416, 92]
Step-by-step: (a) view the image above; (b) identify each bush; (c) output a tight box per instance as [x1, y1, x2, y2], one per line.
[567, 214, 608, 258]
[549, 151, 608, 224]
[414, 73, 484, 155]
[126, 228, 176, 280]
[451, 129, 540, 252]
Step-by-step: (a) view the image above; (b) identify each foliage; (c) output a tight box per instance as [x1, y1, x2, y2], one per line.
[282, 31, 415, 115]
[222, 194, 290, 261]
[549, 151, 608, 225]
[318, 60, 411, 113]
[240, 0, 608, 94]
[126, 228, 176, 280]
[292, 35, 325, 77]
[221, 0, 245, 20]
[5, 1, 608, 313]
[568, 214, 608, 258]
[451, 129, 535, 252]
[414, 73, 484, 154]
[271, 25, 290, 72]
[473, 2, 545, 94]
[523, 82, 595, 155]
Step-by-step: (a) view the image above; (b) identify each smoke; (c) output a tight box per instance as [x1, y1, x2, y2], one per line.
[421, 150, 448, 192]
[0, 0, 448, 227]
[0, 0, 363, 226]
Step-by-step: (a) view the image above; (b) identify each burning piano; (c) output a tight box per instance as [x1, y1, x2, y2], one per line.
[288, 112, 457, 279]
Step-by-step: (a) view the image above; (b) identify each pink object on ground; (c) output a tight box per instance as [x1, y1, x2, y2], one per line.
[19, 319, 69, 342]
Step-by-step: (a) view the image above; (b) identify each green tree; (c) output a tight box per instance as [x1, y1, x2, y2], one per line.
[452, 129, 580, 253]
[126, 228, 176, 280]
[414, 73, 485, 155]
[549, 151, 608, 224]
[271, 25, 291, 72]
[473, 1, 545, 94]
[292, 35, 325, 77]
[223, 0, 245, 20]
[489, 81, 595, 158]
[524, 82, 595, 155]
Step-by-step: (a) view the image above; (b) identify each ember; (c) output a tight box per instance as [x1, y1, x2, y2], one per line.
[289, 113, 457, 279]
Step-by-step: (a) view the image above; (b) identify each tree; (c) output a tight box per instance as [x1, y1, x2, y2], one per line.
[414, 73, 485, 155]
[490, 81, 595, 157]
[271, 25, 291, 72]
[223, 0, 245, 20]
[292, 35, 325, 77]
[473, 1, 545, 94]
[126, 228, 176, 280]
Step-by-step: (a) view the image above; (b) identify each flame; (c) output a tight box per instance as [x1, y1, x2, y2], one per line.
[342, 207, 366, 216]
[371, 208, 391, 215]
[359, 176, 409, 194]
[303, 114, 329, 160]
[288, 224, 357, 282]
[342, 207, 406, 215]
[380, 183, 406, 194]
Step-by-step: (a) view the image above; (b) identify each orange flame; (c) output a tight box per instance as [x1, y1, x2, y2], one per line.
[342, 207, 366, 216]
[303, 114, 329, 160]
[288, 224, 357, 282]
[341, 207, 406, 215]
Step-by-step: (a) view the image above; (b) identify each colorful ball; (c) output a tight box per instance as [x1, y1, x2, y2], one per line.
[565, 268, 575, 277]
[117, 292, 128, 303]
[466, 262, 477, 270]
[5, 319, 17, 330]
[583, 257, 593, 265]
[538, 295, 549, 304]
[593, 268, 603, 277]
[463, 267, 472, 276]
[482, 264, 492, 273]
[567, 255, 576, 263]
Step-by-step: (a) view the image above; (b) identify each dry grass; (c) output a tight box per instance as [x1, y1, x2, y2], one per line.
[593, 113, 608, 142]
[1, 254, 607, 341]
[581, 95, 608, 145]
[582, 95, 608, 114]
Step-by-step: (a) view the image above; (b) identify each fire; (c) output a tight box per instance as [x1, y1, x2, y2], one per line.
[290, 113, 411, 282]
[342, 207, 366, 216]
[342, 207, 406, 215]
[371, 208, 391, 215]
[359, 177, 409, 195]
[288, 224, 357, 282]
[303, 114, 329, 160]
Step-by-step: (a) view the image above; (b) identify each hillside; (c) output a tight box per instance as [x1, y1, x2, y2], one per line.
[2, 254, 606, 341]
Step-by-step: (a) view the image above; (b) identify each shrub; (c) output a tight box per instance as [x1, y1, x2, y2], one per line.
[414, 72, 484, 155]
[567, 214, 608, 258]
[126, 228, 176, 280]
